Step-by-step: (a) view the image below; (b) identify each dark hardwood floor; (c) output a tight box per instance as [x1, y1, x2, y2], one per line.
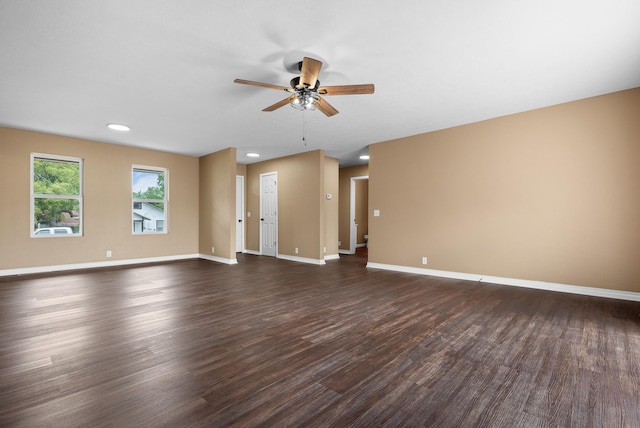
[1, 252, 639, 427]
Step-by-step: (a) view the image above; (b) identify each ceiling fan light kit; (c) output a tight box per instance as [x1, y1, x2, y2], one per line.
[291, 92, 318, 111]
[234, 57, 374, 117]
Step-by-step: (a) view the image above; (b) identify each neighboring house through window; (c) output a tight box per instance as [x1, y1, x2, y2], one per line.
[132, 165, 167, 233]
[31, 153, 83, 237]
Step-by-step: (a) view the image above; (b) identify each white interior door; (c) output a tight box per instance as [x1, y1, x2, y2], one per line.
[260, 172, 277, 257]
[236, 175, 244, 253]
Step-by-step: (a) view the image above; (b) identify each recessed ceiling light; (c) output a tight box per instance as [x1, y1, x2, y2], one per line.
[359, 155, 370, 160]
[246, 153, 260, 158]
[107, 123, 130, 131]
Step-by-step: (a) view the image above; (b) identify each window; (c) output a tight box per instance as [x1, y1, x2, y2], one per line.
[132, 165, 167, 234]
[31, 154, 83, 237]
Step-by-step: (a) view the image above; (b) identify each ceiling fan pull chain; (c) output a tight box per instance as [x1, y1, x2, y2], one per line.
[302, 110, 307, 146]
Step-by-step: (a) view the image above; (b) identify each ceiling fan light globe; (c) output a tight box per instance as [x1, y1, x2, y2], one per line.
[291, 97, 304, 110]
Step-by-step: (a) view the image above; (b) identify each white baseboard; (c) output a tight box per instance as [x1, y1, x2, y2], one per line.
[198, 254, 238, 265]
[10, 256, 633, 303]
[365, 262, 640, 302]
[0, 254, 201, 277]
[338, 249, 353, 255]
[243, 249, 261, 256]
[277, 254, 326, 265]
[324, 254, 340, 261]
[355, 243, 366, 248]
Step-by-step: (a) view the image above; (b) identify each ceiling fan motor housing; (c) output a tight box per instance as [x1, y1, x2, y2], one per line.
[290, 76, 320, 91]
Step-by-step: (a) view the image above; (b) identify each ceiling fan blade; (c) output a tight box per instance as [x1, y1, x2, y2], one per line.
[315, 96, 339, 117]
[234, 79, 293, 92]
[263, 96, 294, 112]
[317, 84, 375, 96]
[300, 57, 322, 89]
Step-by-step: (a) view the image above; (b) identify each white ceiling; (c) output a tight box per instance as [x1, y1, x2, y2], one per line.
[1, 1, 639, 166]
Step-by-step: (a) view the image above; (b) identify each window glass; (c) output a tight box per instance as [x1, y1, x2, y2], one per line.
[31, 154, 83, 236]
[132, 166, 167, 234]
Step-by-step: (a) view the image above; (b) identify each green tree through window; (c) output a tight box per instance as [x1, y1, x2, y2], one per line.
[32, 155, 83, 235]
[132, 170, 164, 208]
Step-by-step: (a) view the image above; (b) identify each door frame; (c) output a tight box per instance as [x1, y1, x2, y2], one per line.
[236, 175, 244, 253]
[350, 175, 369, 254]
[260, 171, 278, 257]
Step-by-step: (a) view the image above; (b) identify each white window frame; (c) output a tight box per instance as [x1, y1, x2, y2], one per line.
[30, 153, 83, 238]
[132, 164, 168, 234]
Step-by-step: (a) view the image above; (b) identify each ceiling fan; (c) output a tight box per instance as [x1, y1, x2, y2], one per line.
[234, 57, 374, 117]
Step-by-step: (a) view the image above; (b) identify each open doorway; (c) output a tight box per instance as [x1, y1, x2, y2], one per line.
[350, 176, 369, 256]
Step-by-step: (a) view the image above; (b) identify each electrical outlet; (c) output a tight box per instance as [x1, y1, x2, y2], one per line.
[211, 247, 215, 253]
[422, 257, 427, 265]
[338, 240, 341, 246]
[106, 250, 112, 258]
[323, 246, 327, 253]
[295, 247, 299, 254]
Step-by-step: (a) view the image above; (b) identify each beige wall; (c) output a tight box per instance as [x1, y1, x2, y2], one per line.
[338, 164, 369, 251]
[369, 88, 640, 292]
[0, 126, 199, 270]
[5, 87, 639, 294]
[199, 148, 236, 260]
[324, 157, 339, 256]
[246, 150, 327, 260]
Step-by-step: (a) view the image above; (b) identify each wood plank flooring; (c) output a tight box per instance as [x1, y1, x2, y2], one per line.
[1, 252, 640, 427]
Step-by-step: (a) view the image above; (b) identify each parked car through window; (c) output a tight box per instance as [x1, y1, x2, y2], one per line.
[34, 227, 74, 235]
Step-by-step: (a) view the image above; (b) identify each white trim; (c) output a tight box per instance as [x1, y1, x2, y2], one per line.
[366, 262, 640, 302]
[324, 254, 340, 261]
[7, 256, 635, 302]
[277, 253, 326, 265]
[199, 254, 238, 265]
[0, 254, 200, 277]
[338, 249, 352, 255]
[355, 243, 366, 248]
[243, 249, 261, 256]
